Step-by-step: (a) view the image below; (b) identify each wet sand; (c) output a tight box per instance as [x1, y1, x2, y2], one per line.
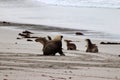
[0, 22, 120, 80]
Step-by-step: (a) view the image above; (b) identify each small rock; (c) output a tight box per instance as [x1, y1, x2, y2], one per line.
[27, 39, 33, 41]
[16, 37, 21, 39]
[4, 75, 8, 77]
[75, 32, 83, 35]
[22, 30, 33, 34]
[69, 77, 72, 79]
[100, 42, 105, 44]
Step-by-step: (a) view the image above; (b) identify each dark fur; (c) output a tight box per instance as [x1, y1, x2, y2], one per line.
[18, 33, 30, 38]
[75, 32, 84, 35]
[22, 30, 33, 34]
[43, 35, 65, 56]
[47, 36, 52, 40]
[64, 40, 76, 50]
[85, 39, 98, 53]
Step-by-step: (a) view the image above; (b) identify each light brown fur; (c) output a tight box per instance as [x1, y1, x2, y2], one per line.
[35, 37, 48, 50]
[53, 35, 63, 41]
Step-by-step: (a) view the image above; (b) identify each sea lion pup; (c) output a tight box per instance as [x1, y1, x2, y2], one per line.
[43, 35, 65, 56]
[85, 39, 98, 53]
[64, 40, 77, 50]
[35, 37, 48, 50]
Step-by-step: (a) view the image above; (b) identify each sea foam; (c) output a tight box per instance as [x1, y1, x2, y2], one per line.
[37, 0, 120, 8]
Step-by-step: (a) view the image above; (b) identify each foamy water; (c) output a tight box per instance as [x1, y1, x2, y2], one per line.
[0, 0, 120, 39]
[37, 0, 120, 8]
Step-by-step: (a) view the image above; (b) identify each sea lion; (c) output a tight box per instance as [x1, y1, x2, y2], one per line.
[85, 39, 98, 53]
[43, 35, 65, 56]
[35, 37, 48, 50]
[64, 40, 76, 50]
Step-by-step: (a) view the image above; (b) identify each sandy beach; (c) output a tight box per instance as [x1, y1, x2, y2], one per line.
[0, 22, 120, 80]
[0, 1, 120, 80]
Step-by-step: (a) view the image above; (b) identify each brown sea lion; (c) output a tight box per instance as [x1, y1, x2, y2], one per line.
[35, 37, 48, 50]
[43, 35, 65, 56]
[64, 40, 76, 50]
[85, 39, 98, 53]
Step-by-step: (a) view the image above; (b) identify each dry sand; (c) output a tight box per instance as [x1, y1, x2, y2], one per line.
[0, 25, 120, 80]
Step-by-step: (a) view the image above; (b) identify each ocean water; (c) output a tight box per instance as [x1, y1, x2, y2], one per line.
[37, 0, 120, 8]
[0, 0, 120, 8]
[0, 0, 120, 40]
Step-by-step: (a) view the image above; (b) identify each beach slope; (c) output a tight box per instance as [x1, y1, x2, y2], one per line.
[0, 26, 120, 80]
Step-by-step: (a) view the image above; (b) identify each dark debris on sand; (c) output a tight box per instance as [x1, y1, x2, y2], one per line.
[100, 42, 120, 45]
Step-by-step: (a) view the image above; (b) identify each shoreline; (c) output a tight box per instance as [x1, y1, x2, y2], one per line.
[0, 23, 120, 80]
[0, 2, 120, 79]
[0, 21, 85, 31]
[1, 5, 120, 36]
[1, 21, 120, 40]
[0, 23, 120, 55]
